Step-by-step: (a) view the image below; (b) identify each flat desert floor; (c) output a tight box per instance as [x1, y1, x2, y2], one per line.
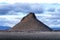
[0, 32, 60, 40]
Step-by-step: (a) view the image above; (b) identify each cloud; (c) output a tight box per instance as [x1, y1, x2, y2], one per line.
[0, 3, 60, 15]
[14, 3, 31, 13]
[0, 15, 20, 27]
[0, 3, 45, 15]
[0, 4, 12, 15]
[1, 0, 60, 4]
[10, 3, 44, 14]
[0, 3, 59, 15]
[47, 8, 55, 12]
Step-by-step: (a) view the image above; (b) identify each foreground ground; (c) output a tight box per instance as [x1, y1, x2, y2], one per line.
[0, 32, 60, 40]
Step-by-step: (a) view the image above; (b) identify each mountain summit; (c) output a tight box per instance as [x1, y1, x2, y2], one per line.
[10, 12, 52, 32]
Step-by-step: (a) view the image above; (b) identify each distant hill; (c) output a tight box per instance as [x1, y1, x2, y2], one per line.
[0, 26, 11, 30]
[10, 12, 52, 32]
[52, 28, 60, 30]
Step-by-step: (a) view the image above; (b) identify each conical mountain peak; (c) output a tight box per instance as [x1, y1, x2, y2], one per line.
[27, 12, 36, 18]
[10, 12, 52, 32]
[21, 12, 36, 22]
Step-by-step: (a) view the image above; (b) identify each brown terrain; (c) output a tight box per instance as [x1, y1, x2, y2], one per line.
[9, 12, 52, 32]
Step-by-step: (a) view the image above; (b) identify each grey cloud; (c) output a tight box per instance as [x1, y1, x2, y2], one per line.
[0, 3, 45, 15]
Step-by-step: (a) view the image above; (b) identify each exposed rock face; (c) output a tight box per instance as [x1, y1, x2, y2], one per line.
[10, 12, 52, 32]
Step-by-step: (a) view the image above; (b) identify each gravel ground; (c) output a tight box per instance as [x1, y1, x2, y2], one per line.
[0, 32, 60, 40]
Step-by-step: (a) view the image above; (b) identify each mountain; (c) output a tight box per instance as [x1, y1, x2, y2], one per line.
[10, 12, 52, 32]
[0, 26, 11, 30]
[52, 28, 60, 30]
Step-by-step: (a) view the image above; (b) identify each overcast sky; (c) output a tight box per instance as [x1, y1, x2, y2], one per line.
[0, 0, 60, 4]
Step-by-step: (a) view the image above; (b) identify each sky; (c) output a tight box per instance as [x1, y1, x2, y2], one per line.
[0, 0, 60, 30]
[0, 0, 60, 4]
